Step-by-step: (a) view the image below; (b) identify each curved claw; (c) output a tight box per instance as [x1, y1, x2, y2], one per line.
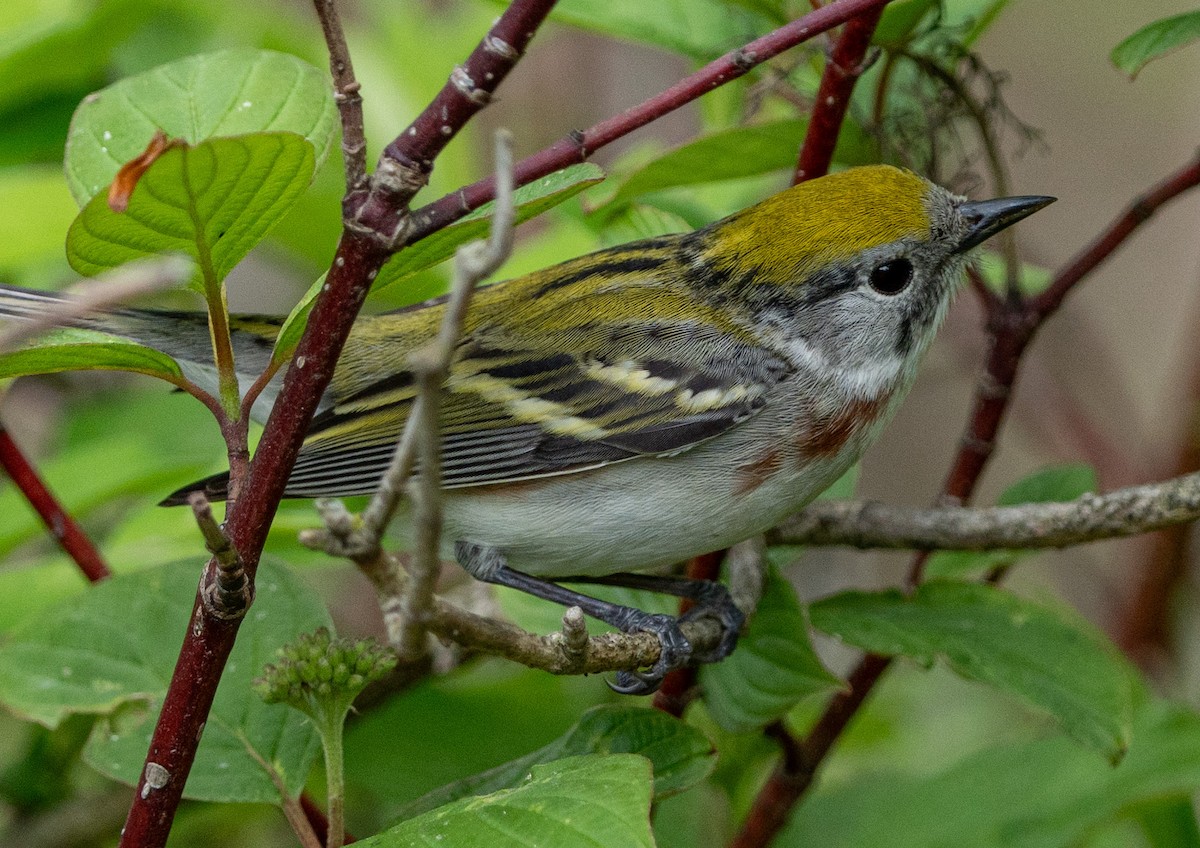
[683, 586, 746, 664]
[608, 669, 663, 696]
[606, 611, 693, 695]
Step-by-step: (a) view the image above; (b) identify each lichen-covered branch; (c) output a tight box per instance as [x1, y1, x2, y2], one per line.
[774, 471, 1200, 550]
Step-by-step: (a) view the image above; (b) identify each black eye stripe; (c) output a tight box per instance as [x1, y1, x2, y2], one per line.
[869, 258, 914, 295]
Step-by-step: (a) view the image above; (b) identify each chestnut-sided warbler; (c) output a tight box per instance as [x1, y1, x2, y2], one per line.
[0, 165, 1052, 693]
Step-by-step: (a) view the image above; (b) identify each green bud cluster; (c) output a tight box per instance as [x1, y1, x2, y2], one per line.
[253, 627, 397, 719]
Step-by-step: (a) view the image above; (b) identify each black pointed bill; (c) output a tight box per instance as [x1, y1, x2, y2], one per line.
[954, 195, 1056, 254]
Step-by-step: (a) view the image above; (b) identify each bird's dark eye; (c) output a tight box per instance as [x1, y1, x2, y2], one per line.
[869, 258, 913, 295]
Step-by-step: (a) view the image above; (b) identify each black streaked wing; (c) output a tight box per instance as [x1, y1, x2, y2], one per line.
[284, 328, 787, 497]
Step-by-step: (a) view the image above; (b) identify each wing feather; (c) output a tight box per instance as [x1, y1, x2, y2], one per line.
[284, 269, 792, 497]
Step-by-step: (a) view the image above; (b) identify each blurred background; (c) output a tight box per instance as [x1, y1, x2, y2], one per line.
[1, 0, 1199, 843]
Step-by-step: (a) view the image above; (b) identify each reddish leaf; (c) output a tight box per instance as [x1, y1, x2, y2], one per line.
[107, 131, 182, 213]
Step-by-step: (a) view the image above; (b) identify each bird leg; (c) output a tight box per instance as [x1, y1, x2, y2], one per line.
[454, 541, 743, 695]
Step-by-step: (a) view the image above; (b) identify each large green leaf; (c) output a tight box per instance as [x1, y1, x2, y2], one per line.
[397, 704, 714, 821]
[66, 132, 314, 294]
[0, 560, 327, 803]
[779, 700, 1200, 848]
[1112, 11, 1200, 79]
[64, 48, 336, 205]
[375, 163, 605, 296]
[358, 755, 655, 848]
[701, 567, 841, 734]
[809, 581, 1134, 760]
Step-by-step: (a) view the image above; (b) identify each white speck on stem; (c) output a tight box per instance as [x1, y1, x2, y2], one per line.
[296, 356, 306, 369]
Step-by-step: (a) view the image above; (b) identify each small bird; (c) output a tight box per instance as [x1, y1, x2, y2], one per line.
[0, 165, 1053, 693]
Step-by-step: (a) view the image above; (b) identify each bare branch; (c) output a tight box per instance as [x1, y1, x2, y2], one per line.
[353, 0, 558, 247]
[357, 553, 724, 676]
[774, 471, 1200, 550]
[381, 131, 516, 660]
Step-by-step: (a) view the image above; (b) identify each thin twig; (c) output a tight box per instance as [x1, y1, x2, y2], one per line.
[0, 256, 192, 352]
[388, 130, 515, 660]
[312, 0, 367, 191]
[0, 427, 110, 583]
[405, 0, 897, 243]
[1034, 152, 1200, 317]
[188, 493, 252, 620]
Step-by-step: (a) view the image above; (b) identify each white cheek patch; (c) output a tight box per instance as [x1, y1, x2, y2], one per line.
[782, 335, 904, 398]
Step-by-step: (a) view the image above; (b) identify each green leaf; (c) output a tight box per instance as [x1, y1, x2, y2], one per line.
[1112, 12, 1200, 79]
[397, 704, 714, 821]
[344, 663, 604, 818]
[997, 463, 1098, 508]
[0, 328, 183, 383]
[532, 0, 773, 61]
[701, 568, 841, 733]
[612, 122, 807, 205]
[595, 204, 692, 247]
[374, 163, 605, 296]
[610, 120, 878, 206]
[779, 700, 1200, 848]
[270, 273, 325, 366]
[874, 0, 937, 47]
[65, 132, 315, 294]
[1132, 796, 1200, 848]
[809, 581, 1134, 760]
[358, 755, 655, 848]
[0, 560, 327, 803]
[64, 48, 336, 206]
[926, 463, 1098, 579]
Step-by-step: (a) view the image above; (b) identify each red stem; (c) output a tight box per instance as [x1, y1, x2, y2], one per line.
[354, 0, 559, 241]
[0, 427, 110, 584]
[406, 0, 897, 243]
[1033, 156, 1200, 317]
[116, 2, 562, 844]
[730, 152, 1200, 848]
[792, 7, 883, 184]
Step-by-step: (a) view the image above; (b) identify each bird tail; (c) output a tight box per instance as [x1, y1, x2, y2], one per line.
[158, 471, 232, 506]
